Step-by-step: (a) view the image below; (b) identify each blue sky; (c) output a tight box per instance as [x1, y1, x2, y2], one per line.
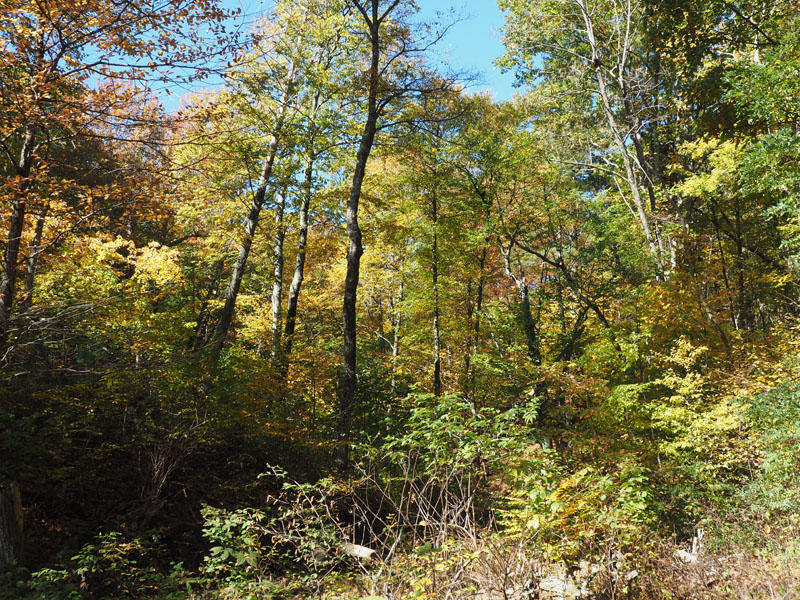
[413, 1, 517, 100]
[162, 1, 517, 111]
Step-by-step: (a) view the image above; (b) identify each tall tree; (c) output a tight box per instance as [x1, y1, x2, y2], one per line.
[210, 20, 301, 355]
[335, 0, 452, 470]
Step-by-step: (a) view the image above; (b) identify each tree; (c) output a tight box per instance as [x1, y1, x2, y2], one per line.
[208, 2, 307, 356]
[335, 0, 452, 470]
[499, 0, 668, 276]
[0, 0, 234, 351]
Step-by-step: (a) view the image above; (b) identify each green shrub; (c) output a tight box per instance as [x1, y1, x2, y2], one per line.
[740, 379, 800, 519]
[15, 531, 190, 600]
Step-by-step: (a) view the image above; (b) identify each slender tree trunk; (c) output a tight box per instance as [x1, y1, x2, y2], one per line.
[282, 156, 314, 375]
[519, 284, 541, 365]
[0, 127, 35, 349]
[211, 65, 296, 357]
[431, 190, 442, 396]
[212, 175, 272, 354]
[269, 188, 287, 363]
[335, 6, 381, 472]
[390, 281, 402, 394]
[734, 205, 750, 329]
[21, 205, 47, 313]
[0, 197, 28, 337]
[470, 248, 487, 402]
[500, 243, 541, 364]
[557, 305, 589, 362]
[596, 67, 662, 274]
[577, 0, 665, 277]
[687, 242, 732, 357]
[190, 249, 231, 351]
[281, 84, 323, 379]
[463, 279, 473, 396]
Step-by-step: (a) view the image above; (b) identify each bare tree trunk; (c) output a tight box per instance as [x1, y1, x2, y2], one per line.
[282, 157, 314, 376]
[21, 205, 48, 313]
[463, 279, 474, 396]
[269, 188, 288, 363]
[687, 244, 732, 356]
[212, 174, 273, 354]
[335, 2, 382, 472]
[0, 198, 27, 343]
[431, 190, 442, 396]
[519, 284, 541, 365]
[211, 65, 296, 357]
[576, 0, 665, 277]
[0, 126, 35, 349]
[0, 482, 23, 568]
[390, 281, 402, 394]
[190, 247, 232, 351]
[469, 248, 487, 402]
[500, 242, 541, 364]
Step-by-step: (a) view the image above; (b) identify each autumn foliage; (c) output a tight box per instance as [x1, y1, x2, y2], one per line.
[1, 0, 799, 598]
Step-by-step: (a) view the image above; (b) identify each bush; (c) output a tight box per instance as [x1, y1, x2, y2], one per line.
[14, 531, 190, 600]
[741, 379, 800, 519]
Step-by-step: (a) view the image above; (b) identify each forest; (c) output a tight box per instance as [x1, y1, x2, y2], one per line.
[1, 0, 799, 598]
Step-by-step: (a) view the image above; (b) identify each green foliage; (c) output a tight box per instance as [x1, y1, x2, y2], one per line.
[501, 456, 658, 562]
[3, 0, 800, 597]
[201, 507, 268, 583]
[198, 472, 353, 597]
[377, 393, 538, 473]
[739, 378, 800, 518]
[12, 532, 191, 600]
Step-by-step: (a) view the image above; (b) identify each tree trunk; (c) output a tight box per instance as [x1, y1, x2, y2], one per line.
[390, 281, 402, 394]
[577, 0, 665, 277]
[0, 482, 23, 568]
[431, 190, 442, 396]
[469, 194, 492, 402]
[21, 205, 48, 312]
[469, 248, 487, 402]
[0, 198, 27, 345]
[500, 243, 541, 365]
[519, 284, 541, 365]
[335, 5, 381, 472]
[463, 279, 474, 396]
[0, 126, 35, 349]
[211, 64, 296, 356]
[282, 156, 314, 370]
[269, 188, 288, 363]
[190, 248, 231, 351]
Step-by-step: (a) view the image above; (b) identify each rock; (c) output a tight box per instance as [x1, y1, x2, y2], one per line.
[540, 574, 582, 599]
[340, 541, 377, 561]
[540, 575, 569, 599]
[675, 548, 698, 563]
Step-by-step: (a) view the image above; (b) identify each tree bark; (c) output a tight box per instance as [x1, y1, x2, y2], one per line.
[21, 205, 48, 312]
[519, 284, 541, 365]
[0, 482, 23, 568]
[269, 188, 288, 363]
[282, 156, 314, 375]
[431, 190, 442, 396]
[500, 242, 541, 364]
[576, 0, 665, 277]
[469, 248, 487, 402]
[390, 281, 402, 394]
[0, 126, 35, 349]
